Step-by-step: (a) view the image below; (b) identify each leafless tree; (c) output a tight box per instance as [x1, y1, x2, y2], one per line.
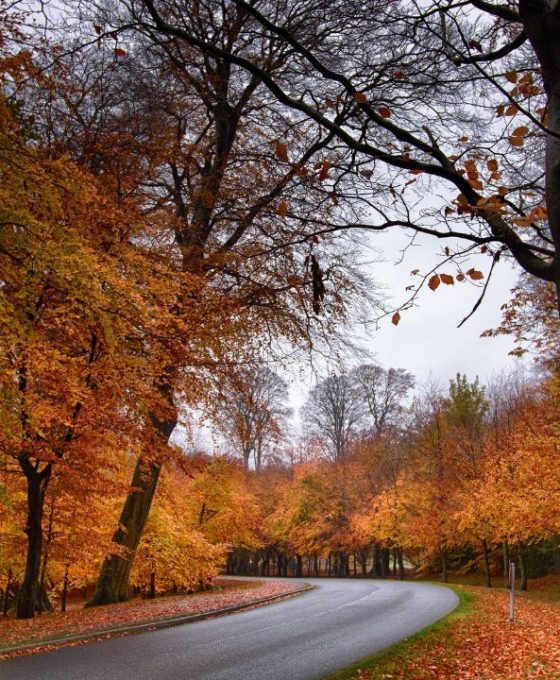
[352, 363, 415, 437]
[133, 0, 560, 320]
[303, 372, 364, 461]
[210, 366, 291, 470]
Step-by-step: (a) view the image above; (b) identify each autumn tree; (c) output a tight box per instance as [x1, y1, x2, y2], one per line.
[0, 114, 183, 617]
[133, 0, 560, 329]
[18, 2, 377, 606]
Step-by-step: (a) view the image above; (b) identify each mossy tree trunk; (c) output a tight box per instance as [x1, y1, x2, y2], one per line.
[88, 382, 176, 607]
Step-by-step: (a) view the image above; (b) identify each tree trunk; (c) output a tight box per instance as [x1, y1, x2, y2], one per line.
[2, 569, 12, 617]
[518, 543, 528, 591]
[88, 457, 162, 605]
[397, 548, 405, 580]
[295, 554, 303, 578]
[552, 535, 560, 575]
[149, 562, 156, 599]
[61, 564, 69, 613]
[503, 539, 509, 589]
[482, 539, 492, 588]
[38, 499, 56, 614]
[88, 381, 176, 607]
[441, 550, 448, 583]
[17, 464, 52, 619]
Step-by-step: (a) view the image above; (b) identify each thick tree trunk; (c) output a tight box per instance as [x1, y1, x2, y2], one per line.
[16, 464, 52, 619]
[520, 1, 560, 309]
[88, 381, 176, 607]
[87, 457, 162, 605]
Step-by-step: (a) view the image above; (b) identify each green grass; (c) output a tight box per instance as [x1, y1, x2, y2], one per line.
[325, 585, 474, 680]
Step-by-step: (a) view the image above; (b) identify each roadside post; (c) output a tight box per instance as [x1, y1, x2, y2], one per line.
[508, 561, 515, 622]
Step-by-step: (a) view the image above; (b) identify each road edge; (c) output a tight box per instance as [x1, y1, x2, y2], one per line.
[0, 581, 314, 658]
[324, 583, 470, 680]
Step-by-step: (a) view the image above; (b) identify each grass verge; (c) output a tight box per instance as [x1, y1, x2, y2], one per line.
[326, 586, 473, 680]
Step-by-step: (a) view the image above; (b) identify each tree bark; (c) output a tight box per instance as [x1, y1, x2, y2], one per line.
[482, 539, 492, 588]
[61, 564, 69, 613]
[88, 381, 176, 607]
[398, 548, 405, 580]
[16, 463, 52, 619]
[2, 569, 12, 617]
[503, 539, 509, 589]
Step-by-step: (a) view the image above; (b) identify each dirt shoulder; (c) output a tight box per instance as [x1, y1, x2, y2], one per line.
[0, 577, 311, 659]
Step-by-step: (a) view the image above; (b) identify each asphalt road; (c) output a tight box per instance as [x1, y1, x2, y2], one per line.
[0, 578, 458, 680]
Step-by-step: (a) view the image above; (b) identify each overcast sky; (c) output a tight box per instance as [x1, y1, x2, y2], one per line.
[286, 226, 531, 413]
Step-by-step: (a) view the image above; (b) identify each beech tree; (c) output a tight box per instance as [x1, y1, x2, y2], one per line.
[134, 0, 560, 322]
[10, 5, 370, 606]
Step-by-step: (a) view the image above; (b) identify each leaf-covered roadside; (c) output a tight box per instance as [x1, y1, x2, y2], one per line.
[0, 578, 302, 657]
[343, 579, 560, 679]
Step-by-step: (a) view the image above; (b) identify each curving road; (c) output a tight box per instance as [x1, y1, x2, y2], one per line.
[0, 578, 458, 680]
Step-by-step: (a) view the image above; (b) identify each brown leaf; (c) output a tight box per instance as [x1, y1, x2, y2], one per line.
[275, 141, 289, 163]
[467, 268, 484, 280]
[530, 206, 547, 220]
[353, 92, 368, 104]
[115, 48, 127, 58]
[378, 106, 391, 118]
[440, 273, 454, 285]
[512, 125, 529, 137]
[391, 311, 401, 326]
[509, 135, 524, 147]
[505, 70, 518, 83]
[278, 200, 288, 218]
[428, 274, 440, 291]
[486, 158, 499, 172]
[456, 273, 465, 281]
